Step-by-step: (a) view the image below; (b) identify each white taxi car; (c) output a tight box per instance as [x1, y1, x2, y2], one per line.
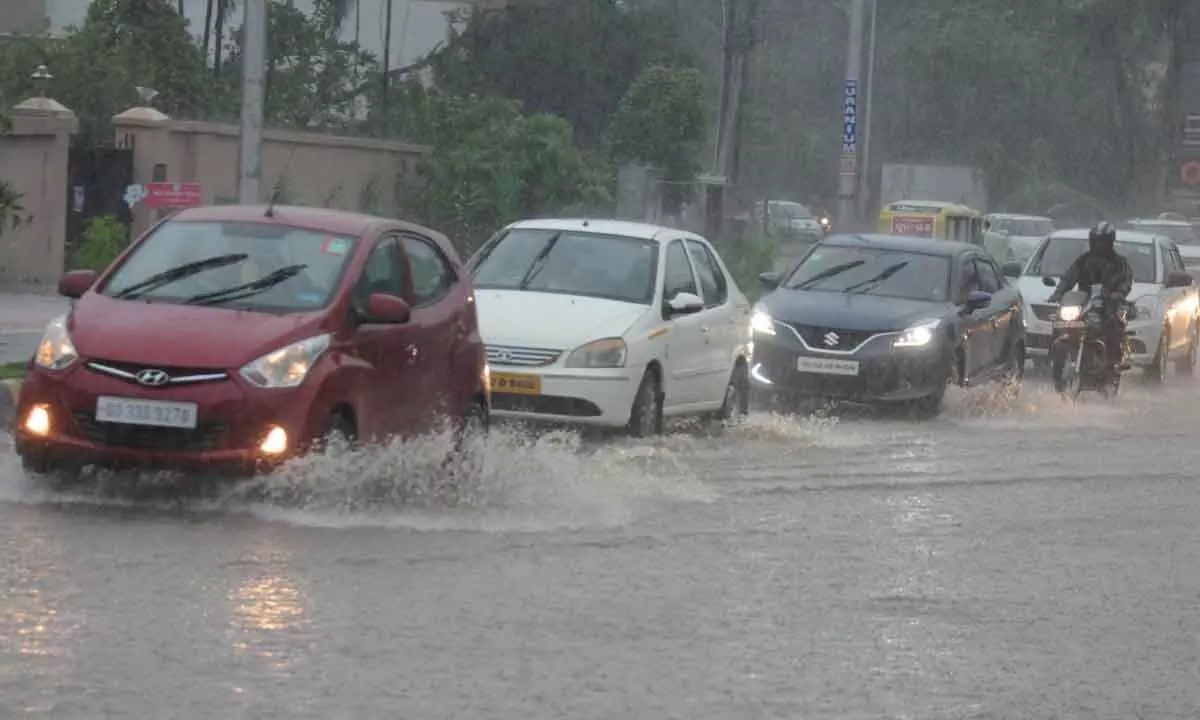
[468, 218, 753, 435]
[1006, 228, 1199, 381]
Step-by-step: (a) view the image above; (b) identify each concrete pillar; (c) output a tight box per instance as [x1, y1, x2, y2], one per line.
[111, 106, 173, 240]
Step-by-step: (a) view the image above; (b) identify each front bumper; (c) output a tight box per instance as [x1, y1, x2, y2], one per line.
[487, 364, 641, 429]
[749, 328, 950, 403]
[13, 363, 324, 475]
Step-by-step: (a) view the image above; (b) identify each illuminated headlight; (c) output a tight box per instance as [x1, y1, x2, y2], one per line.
[24, 405, 51, 436]
[1171, 295, 1197, 316]
[565, 338, 626, 368]
[35, 314, 78, 371]
[1058, 305, 1082, 322]
[750, 304, 776, 335]
[240, 333, 331, 388]
[894, 319, 941, 348]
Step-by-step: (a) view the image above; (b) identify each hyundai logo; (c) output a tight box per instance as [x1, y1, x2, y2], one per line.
[823, 332, 840, 347]
[135, 368, 170, 387]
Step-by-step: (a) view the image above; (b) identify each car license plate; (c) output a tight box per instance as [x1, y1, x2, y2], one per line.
[95, 396, 198, 429]
[489, 372, 541, 395]
[1053, 320, 1084, 329]
[796, 357, 860, 376]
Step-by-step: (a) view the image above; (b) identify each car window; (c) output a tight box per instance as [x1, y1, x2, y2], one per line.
[354, 238, 404, 306]
[100, 220, 357, 313]
[960, 257, 982, 295]
[471, 228, 658, 305]
[974, 257, 1002, 292]
[685, 239, 727, 307]
[1168, 246, 1186, 274]
[401, 235, 455, 306]
[663, 240, 699, 300]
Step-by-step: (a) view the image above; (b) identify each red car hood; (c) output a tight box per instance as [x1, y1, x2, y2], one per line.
[68, 294, 329, 369]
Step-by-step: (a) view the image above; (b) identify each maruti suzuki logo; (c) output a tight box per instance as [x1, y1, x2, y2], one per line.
[823, 332, 840, 347]
[135, 369, 170, 387]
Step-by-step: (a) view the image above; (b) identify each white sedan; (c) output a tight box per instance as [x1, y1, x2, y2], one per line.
[468, 218, 753, 435]
[1008, 228, 1199, 381]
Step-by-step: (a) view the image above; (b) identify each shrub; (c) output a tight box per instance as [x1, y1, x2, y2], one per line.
[74, 215, 128, 271]
[724, 233, 779, 301]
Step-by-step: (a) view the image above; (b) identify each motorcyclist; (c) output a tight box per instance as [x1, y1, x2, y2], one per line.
[1047, 221, 1133, 371]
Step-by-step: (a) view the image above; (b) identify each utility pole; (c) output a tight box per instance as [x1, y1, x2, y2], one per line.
[837, 0, 865, 230]
[857, 0, 877, 221]
[237, 0, 267, 203]
[380, 0, 395, 137]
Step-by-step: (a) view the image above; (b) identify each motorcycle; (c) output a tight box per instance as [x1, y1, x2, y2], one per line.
[1049, 283, 1135, 398]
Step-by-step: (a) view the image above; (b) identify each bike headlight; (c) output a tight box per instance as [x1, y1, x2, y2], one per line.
[1058, 305, 1082, 322]
[564, 337, 626, 368]
[35, 314, 78, 371]
[894, 319, 942, 348]
[240, 333, 331, 388]
[750, 304, 776, 335]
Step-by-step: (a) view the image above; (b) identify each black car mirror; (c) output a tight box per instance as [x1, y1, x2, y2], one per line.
[1165, 270, 1193, 288]
[1042, 276, 1057, 287]
[1001, 262, 1022, 278]
[758, 271, 780, 290]
[962, 290, 991, 312]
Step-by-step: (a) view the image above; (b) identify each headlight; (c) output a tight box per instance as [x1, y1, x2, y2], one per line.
[240, 333, 331, 388]
[750, 304, 776, 335]
[1058, 305, 1082, 322]
[35, 314, 78, 371]
[1132, 296, 1159, 319]
[894, 319, 941, 348]
[564, 337, 626, 368]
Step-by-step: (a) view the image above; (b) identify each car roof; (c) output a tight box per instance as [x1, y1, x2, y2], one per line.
[1048, 228, 1161, 245]
[504, 217, 699, 243]
[170, 204, 438, 238]
[821, 233, 975, 257]
[883, 200, 977, 213]
[987, 213, 1051, 221]
[1127, 218, 1193, 227]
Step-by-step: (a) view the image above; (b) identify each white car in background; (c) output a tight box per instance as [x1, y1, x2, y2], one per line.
[1124, 218, 1200, 268]
[1007, 228, 1199, 380]
[982, 213, 1055, 265]
[468, 219, 753, 436]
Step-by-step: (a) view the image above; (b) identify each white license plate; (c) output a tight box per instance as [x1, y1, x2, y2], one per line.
[95, 396, 198, 429]
[1053, 320, 1084, 329]
[796, 357, 860, 376]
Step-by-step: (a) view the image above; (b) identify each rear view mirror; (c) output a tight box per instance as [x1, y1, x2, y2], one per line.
[1166, 270, 1193, 288]
[666, 291, 704, 315]
[758, 271, 780, 290]
[1042, 276, 1057, 287]
[1001, 262, 1022, 278]
[963, 290, 991, 311]
[364, 292, 411, 323]
[58, 269, 97, 299]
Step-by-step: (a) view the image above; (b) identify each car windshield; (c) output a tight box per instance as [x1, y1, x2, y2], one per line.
[1132, 223, 1200, 244]
[770, 202, 813, 219]
[996, 218, 1054, 236]
[782, 245, 951, 302]
[1027, 237, 1156, 283]
[470, 228, 657, 304]
[101, 220, 357, 312]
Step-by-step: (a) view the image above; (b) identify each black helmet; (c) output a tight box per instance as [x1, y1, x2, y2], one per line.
[1089, 221, 1116, 255]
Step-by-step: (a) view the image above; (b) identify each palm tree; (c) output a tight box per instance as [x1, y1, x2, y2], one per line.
[213, 0, 236, 77]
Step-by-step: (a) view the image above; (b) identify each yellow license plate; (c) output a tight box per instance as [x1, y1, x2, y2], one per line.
[489, 372, 541, 395]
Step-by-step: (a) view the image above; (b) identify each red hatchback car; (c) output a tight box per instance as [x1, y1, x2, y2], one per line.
[14, 205, 489, 476]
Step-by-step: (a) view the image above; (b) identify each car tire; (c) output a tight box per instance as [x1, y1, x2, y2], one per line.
[454, 398, 489, 451]
[315, 411, 356, 455]
[627, 369, 664, 438]
[1175, 324, 1197, 376]
[995, 340, 1024, 403]
[1146, 326, 1169, 383]
[716, 363, 750, 423]
[912, 351, 958, 420]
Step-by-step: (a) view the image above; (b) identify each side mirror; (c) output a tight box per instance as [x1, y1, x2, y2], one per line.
[1166, 270, 1193, 288]
[962, 290, 991, 312]
[1001, 262, 1022, 278]
[1042, 276, 1057, 288]
[364, 292, 411, 323]
[665, 291, 704, 316]
[758, 271, 781, 290]
[58, 269, 97, 299]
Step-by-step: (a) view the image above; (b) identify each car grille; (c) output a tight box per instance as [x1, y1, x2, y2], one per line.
[86, 358, 228, 387]
[485, 344, 561, 367]
[1031, 304, 1058, 321]
[784, 324, 877, 352]
[72, 412, 226, 452]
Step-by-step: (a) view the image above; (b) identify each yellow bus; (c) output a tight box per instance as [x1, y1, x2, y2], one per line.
[877, 200, 984, 245]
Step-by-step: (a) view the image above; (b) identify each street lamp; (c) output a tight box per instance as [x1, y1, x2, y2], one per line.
[31, 64, 52, 97]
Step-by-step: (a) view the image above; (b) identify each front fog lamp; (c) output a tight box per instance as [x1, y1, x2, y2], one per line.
[565, 338, 627, 368]
[894, 319, 941, 348]
[750, 306, 776, 335]
[240, 334, 332, 388]
[35, 315, 78, 371]
[24, 405, 51, 436]
[259, 425, 288, 455]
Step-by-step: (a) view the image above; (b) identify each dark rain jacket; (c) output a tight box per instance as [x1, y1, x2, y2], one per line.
[1048, 250, 1134, 304]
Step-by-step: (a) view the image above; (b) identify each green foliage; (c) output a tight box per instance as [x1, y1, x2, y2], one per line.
[74, 215, 128, 271]
[0, 362, 25, 380]
[723, 233, 778, 301]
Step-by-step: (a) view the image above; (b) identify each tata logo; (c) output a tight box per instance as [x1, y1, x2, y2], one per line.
[492, 350, 513, 363]
[135, 369, 170, 387]
[823, 332, 840, 347]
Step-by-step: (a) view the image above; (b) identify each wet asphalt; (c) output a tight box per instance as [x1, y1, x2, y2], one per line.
[2, 371, 1200, 719]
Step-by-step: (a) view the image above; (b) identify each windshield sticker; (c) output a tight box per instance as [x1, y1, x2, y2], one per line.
[321, 236, 350, 255]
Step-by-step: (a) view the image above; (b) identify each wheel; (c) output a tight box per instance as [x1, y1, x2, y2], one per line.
[911, 352, 958, 420]
[313, 411, 356, 455]
[1146, 326, 1169, 383]
[716, 363, 750, 423]
[1175, 323, 1197, 376]
[1051, 344, 1081, 398]
[627, 369, 663, 437]
[994, 341, 1024, 404]
[454, 398, 489, 450]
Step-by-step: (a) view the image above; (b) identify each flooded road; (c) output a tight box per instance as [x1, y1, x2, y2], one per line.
[3, 376, 1200, 718]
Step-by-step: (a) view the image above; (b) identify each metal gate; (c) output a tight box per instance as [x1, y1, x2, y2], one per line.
[66, 145, 134, 269]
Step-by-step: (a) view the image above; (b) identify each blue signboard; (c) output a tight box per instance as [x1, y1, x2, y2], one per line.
[842, 79, 858, 154]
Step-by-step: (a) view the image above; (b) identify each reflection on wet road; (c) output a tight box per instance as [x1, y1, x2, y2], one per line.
[3, 377, 1200, 717]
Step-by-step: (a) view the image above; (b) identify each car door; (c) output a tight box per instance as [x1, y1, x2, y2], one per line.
[955, 254, 993, 378]
[685, 237, 737, 402]
[349, 236, 421, 439]
[1161, 242, 1193, 349]
[660, 239, 709, 408]
[974, 254, 1018, 369]
[399, 232, 463, 421]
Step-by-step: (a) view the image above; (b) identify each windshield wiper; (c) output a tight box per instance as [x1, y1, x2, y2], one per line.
[787, 259, 865, 290]
[518, 232, 563, 289]
[182, 264, 308, 306]
[842, 261, 909, 295]
[112, 253, 249, 300]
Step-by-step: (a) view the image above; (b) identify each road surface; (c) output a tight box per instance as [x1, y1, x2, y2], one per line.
[2, 375, 1199, 718]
